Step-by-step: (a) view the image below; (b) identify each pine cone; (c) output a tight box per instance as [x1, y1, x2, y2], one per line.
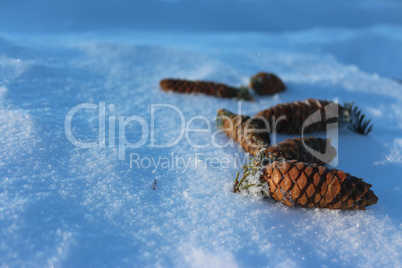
[254, 99, 340, 134]
[253, 99, 374, 135]
[256, 137, 337, 167]
[217, 109, 271, 156]
[260, 160, 378, 210]
[160, 78, 253, 101]
[249, 72, 285, 95]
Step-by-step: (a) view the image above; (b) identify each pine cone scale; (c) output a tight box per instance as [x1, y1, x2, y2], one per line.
[257, 137, 336, 167]
[255, 99, 342, 134]
[217, 109, 271, 156]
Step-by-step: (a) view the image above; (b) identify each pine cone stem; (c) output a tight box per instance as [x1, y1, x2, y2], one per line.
[241, 184, 256, 190]
[341, 102, 373, 135]
[235, 167, 250, 192]
[233, 171, 240, 192]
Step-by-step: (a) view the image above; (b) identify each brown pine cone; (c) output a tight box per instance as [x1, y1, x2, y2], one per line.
[254, 99, 343, 134]
[217, 109, 271, 156]
[257, 137, 337, 167]
[254, 99, 373, 135]
[249, 72, 285, 95]
[261, 160, 378, 210]
[160, 78, 253, 101]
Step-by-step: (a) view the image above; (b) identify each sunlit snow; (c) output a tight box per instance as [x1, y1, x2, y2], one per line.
[1, 0, 401, 267]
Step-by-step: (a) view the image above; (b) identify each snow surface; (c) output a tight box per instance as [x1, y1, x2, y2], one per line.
[1, 0, 402, 267]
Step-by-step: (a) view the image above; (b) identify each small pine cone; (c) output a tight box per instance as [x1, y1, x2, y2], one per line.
[160, 78, 253, 101]
[249, 72, 285, 95]
[262, 160, 378, 210]
[254, 99, 343, 134]
[257, 137, 337, 166]
[217, 109, 270, 156]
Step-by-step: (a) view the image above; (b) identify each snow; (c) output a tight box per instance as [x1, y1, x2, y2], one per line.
[1, 0, 402, 267]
